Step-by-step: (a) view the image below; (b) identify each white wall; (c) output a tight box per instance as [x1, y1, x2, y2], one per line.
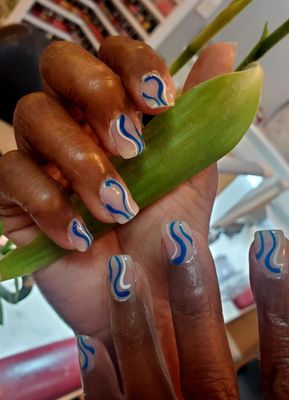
[216, 0, 289, 122]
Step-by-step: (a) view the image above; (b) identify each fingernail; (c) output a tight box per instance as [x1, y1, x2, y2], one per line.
[163, 220, 196, 265]
[100, 178, 139, 224]
[253, 230, 287, 276]
[77, 335, 96, 373]
[67, 218, 93, 252]
[140, 72, 175, 109]
[108, 255, 135, 301]
[110, 113, 144, 159]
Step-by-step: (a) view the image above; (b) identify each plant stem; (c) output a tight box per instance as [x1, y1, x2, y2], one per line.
[237, 18, 289, 70]
[169, 0, 253, 75]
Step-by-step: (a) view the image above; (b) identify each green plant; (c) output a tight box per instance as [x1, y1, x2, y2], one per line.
[0, 0, 288, 283]
[0, 63, 263, 281]
[0, 222, 33, 323]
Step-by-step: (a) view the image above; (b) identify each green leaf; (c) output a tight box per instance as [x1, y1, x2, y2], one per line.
[1, 240, 14, 255]
[0, 299, 3, 325]
[0, 63, 263, 281]
[237, 18, 289, 70]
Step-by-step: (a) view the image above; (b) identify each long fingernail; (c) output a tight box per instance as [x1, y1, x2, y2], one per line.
[67, 218, 93, 252]
[163, 220, 196, 265]
[100, 178, 139, 224]
[140, 72, 175, 109]
[108, 255, 135, 302]
[77, 335, 96, 373]
[253, 230, 287, 276]
[110, 113, 144, 159]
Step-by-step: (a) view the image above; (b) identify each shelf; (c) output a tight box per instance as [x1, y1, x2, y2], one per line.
[110, 0, 148, 40]
[140, 0, 165, 22]
[77, 0, 118, 35]
[38, 0, 100, 49]
[147, 0, 198, 48]
[23, 13, 72, 40]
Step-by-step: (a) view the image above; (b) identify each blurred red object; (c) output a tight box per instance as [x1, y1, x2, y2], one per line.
[0, 338, 81, 400]
[233, 287, 255, 310]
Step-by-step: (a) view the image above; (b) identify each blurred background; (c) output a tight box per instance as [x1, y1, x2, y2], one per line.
[0, 1, 288, 399]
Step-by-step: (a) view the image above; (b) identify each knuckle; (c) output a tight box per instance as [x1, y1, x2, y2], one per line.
[173, 286, 212, 318]
[83, 68, 121, 96]
[0, 151, 26, 184]
[14, 92, 46, 128]
[0, 150, 20, 172]
[40, 41, 72, 72]
[28, 186, 63, 217]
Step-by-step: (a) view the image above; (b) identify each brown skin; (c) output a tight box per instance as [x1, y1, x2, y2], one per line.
[167, 230, 238, 399]
[250, 242, 289, 400]
[80, 229, 289, 400]
[0, 39, 236, 396]
[110, 264, 176, 400]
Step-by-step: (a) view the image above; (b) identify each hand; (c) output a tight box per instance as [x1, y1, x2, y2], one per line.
[0, 37, 235, 391]
[77, 225, 289, 400]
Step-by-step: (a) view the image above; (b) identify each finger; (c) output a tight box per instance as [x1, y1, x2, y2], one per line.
[40, 41, 144, 160]
[108, 255, 176, 400]
[76, 335, 123, 400]
[0, 150, 93, 251]
[14, 93, 139, 226]
[99, 36, 175, 114]
[250, 230, 289, 399]
[183, 42, 236, 93]
[163, 221, 239, 399]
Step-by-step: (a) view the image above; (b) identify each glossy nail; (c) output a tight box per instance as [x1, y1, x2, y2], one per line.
[253, 230, 287, 276]
[77, 335, 96, 373]
[67, 218, 93, 252]
[108, 255, 135, 301]
[163, 220, 196, 265]
[140, 72, 175, 109]
[100, 178, 139, 224]
[110, 113, 144, 159]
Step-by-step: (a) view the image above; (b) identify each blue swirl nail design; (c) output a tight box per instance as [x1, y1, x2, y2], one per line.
[100, 178, 139, 224]
[117, 114, 144, 155]
[108, 255, 133, 301]
[77, 335, 96, 372]
[164, 220, 195, 265]
[141, 73, 169, 108]
[68, 219, 93, 252]
[72, 220, 93, 248]
[255, 230, 285, 274]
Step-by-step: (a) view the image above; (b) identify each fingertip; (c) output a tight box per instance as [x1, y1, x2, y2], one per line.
[250, 230, 288, 282]
[162, 220, 196, 266]
[183, 41, 237, 93]
[109, 112, 145, 159]
[138, 72, 175, 114]
[67, 218, 94, 252]
[99, 177, 139, 225]
[108, 255, 136, 302]
[99, 36, 175, 114]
